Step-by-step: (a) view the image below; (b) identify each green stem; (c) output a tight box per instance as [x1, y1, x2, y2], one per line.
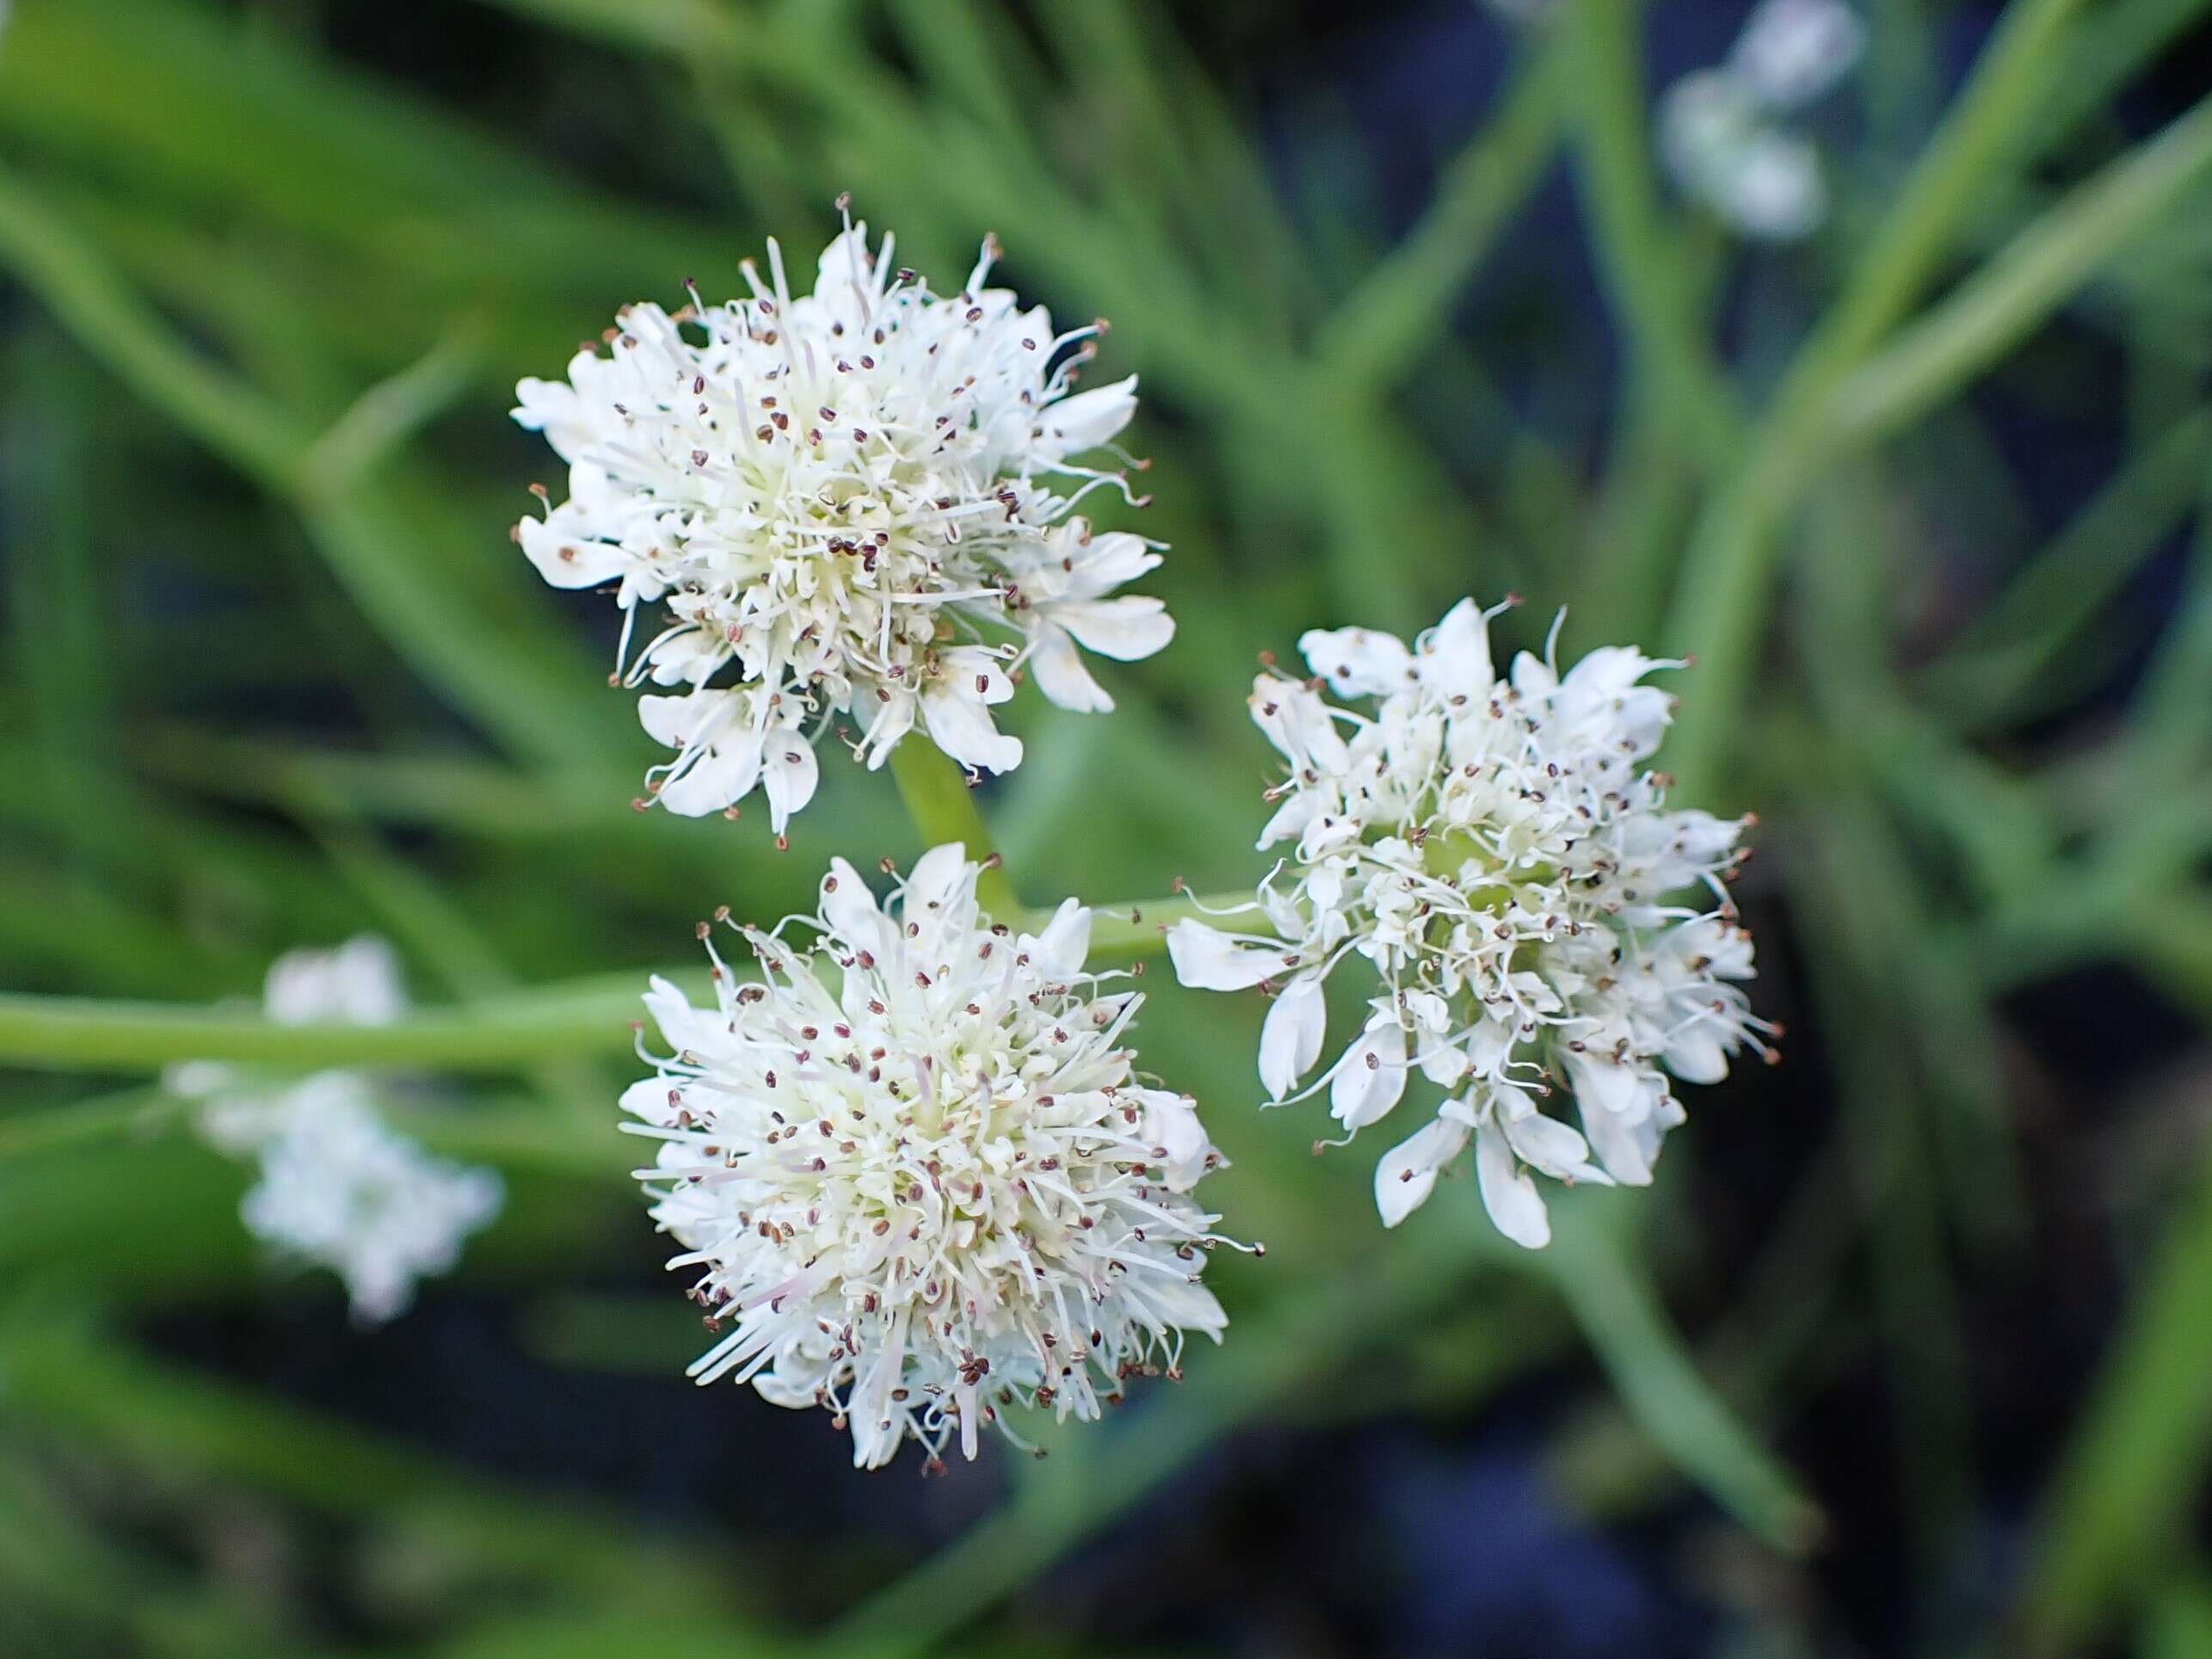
[1033, 889, 1270, 967]
[1313, 43, 1563, 389]
[2023, 1143, 2212, 1652]
[1660, 0, 2093, 801]
[1562, 0, 1738, 468]
[0, 971, 701, 1076]
[885, 740, 1019, 916]
[1544, 1211, 1824, 1552]
[0, 886, 1238, 1080]
[1827, 92, 2212, 454]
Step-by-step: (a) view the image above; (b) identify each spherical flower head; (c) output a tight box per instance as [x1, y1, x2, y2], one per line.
[1168, 599, 1774, 1249]
[170, 937, 503, 1322]
[625, 844, 1233, 1469]
[513, 207, 1174, 836]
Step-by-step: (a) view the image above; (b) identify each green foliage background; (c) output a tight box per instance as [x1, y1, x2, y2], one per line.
[2, 0, 2210, 1652]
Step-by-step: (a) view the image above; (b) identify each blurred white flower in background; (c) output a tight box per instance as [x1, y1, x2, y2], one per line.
[170, 938, 502, 1323]
[1168, 599, 1774, 1248]
[513, 207, 1172, 835]
[1659, 0, 1864, 240]
[625, 845, 1235, 1469]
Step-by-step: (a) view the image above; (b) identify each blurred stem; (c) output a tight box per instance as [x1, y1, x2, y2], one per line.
[1922, 409, 2212, 726]
[1057, 890, 1270, 966]
[1314, 42, 1563, 388]
[1562, 0, 1737, 467]
[1827, 93, 2212, 453]
[0, 1086, 184, 1162]
[1662, 0, 2092, 802]
[886, 742, 1018, 916]
[0, 167, 294, 478]
[2024, 1144, 2212, 1653]
[1542, 1211, 1823, 1553]
[0, 889, 1260, 1079]
[0, 972, 699, 1075]
[294, 311, 490, 499]
[0, 164, 621, 767]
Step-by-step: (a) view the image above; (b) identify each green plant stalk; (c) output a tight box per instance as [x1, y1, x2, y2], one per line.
[0, 165, 623, 768]
[2023, 1144, 2212, 1652]
[0, 973, 685, 1075]
[1314, 42, 1564, 389]
[1562, 0, 1738, 469]
[885, 741, 1020, 916]
[0, 887, 1257, 1079]
[1667, 48, 2206, 802]
[1922, 410, 2212, 725]
[1827, 93, 2212, 453]
[1542, 1215, 1825, 1553]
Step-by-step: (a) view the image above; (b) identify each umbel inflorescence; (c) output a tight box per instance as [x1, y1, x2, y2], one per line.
[1169, 599, 1773, 1248]
[512, 208, 1171, 835]
[624, 845, 1235, 1469]
[509, 205, 1773, 1470]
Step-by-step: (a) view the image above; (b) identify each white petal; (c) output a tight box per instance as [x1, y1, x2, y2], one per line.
[1138, 1090, 1216, 1190]
[1061, 529, 1159, 595]
[659, 736, 763, 817]
[1027, 626, 1113, 713]
[1500, 1107, 1612, 1186]
[1038, 374, 1137, 452]
[1476, 1117, 1551, 1249]
[1663, 1027, 1731, 1086]
[1248, 676, 1349, 774]
[516, 515, 630, 590]
[859, 690, 919, 767]
[511, 370, 595, 456]
[761, 732, 819, 831]
[1165, 920, 1279, 991]
[1300, 626, 1413, 697]
[904, 842, 972, 916]
[921, 684, 1023, 774]
[1024, 897, 1092, 978]
[1328, 1017, 1408, 1132]
[820, 857, 884, 950]
[1419, 597, 1496, 702]
[1566, 1052, 1665, 1186]
[642, 974, 724, 1058]
[1375, 1114, 1471, 1227]
[638, 688, 731, 750]
[619, 1076, 679, 1126]
[1258, 974, 1327, 1099]
[1057, 596, 1174, 662]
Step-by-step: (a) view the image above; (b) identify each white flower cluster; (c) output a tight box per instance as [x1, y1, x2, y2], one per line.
[513, 213, 1173, 834]
[625, 845, 1232, 1468]
[1168, 600, 1771, 1248]
[1658, 0, 1864, 240]
[172, 939, 502, 1323]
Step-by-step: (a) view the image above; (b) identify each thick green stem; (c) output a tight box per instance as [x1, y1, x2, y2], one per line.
[0, 971, 697, 1076]
[1044, 890, 1270, 967]
[885, 739, 1020, 916]
[0, 887, 1242, 1080]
